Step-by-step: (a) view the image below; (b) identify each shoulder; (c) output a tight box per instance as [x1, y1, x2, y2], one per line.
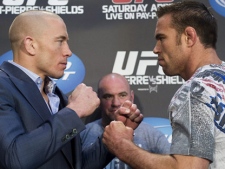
[135, 122, 163, 135]
[192, 64, 225, 84]
[136, 121, 155, 129]
[0, 63, 20, 93]
[80, 119, 103, 145]
[84, 119, 103, 133]
[187, 64, 225, 99]
[0, 61, 23, 77]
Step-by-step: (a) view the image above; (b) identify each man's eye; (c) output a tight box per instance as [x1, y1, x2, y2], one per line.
[158, 37, 164, 41]
[120, 94, 127, 97]
[103, 95, 112, 99]
[156, 35, 165, 41]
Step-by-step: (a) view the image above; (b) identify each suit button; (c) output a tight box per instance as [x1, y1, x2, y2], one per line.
[70, 129, 77, 137]
[65, 134, 70, 139]
[61, 134, 70, 142]
[72, 129, 77, 134]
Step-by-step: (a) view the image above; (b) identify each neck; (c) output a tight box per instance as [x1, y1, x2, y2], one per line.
[182, 48, 221, 80]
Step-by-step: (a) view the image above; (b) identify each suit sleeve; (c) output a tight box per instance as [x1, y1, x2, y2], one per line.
[0, 79, 85, 169]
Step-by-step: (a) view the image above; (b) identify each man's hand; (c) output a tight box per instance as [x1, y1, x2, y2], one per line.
[103, 121, 134, 156]
[114, 100, 143, 129]
[67, 83, 100, 118]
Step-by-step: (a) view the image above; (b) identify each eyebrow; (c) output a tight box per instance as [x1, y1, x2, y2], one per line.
[102, 91, 128, 96]
[56, 35, 69, 41]
[155, 33, 164, 40]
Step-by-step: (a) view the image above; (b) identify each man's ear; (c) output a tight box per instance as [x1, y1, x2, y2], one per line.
[23, 36, 35, 55]
[184, 26, 197, 47]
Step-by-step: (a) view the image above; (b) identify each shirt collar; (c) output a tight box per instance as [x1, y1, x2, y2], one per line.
[8, 61, 56, 93]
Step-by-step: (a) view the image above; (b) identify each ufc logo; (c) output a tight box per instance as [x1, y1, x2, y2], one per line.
[3, 0, 69, 6]
[112, 51, 164, 75]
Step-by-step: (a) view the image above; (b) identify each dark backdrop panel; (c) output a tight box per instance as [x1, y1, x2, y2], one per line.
[0, 0, 224, 119]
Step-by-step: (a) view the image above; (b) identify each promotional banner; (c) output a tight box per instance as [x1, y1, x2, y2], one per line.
[0, 0, 225, 121]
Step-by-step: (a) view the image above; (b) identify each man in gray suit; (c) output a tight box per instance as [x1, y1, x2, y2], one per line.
[0, 10, 143, 169]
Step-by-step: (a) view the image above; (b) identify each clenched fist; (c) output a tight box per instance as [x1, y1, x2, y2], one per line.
[114, 100, 143, 130]
[67, 83, 100, 118]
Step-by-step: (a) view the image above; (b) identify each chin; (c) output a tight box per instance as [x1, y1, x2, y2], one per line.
[162, 68, 173, 76]
[164, 72, 175, 77]
[164, 70, 178, 77]
[50, 73, 64, 79]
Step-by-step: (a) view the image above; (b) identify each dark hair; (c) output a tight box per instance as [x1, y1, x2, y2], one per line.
[157, 1, 217, 49]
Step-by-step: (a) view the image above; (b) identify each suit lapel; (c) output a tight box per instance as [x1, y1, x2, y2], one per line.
[0, 61, 52, 121]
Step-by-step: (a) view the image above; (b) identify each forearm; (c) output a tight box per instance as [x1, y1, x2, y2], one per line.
[115, 138, 210, 169]
[115, 139, 176, 169]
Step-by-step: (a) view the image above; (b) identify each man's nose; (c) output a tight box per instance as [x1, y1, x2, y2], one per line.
[112, 97, 121, 107]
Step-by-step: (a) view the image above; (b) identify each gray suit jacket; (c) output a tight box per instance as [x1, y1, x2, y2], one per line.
[0, 61, 113, 169]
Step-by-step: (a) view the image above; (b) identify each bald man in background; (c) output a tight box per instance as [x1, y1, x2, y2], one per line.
[0, 11, 143, 169]
[81, 73, 170, 169]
